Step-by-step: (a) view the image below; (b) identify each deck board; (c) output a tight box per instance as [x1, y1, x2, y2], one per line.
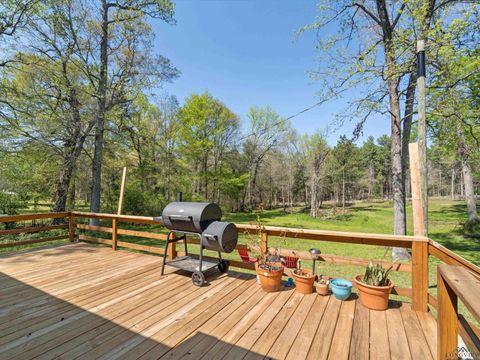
[0, 243, 439, 359]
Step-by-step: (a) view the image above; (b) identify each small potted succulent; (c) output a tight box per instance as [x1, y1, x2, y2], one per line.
[292, 259, 316, 294]
[315, 275, 330, 296]
[354, 261, 394, 310]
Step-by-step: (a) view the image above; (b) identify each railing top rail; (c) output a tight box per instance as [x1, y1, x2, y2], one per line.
[429, 239, 480, 278]
[438, 264, 480, 323]
[236, 223, 427, 247]
[72, 211, 162, 225]
[0, 212, 69, 223]
[8, 211, 427, 248]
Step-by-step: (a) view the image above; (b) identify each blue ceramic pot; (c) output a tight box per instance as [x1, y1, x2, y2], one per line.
[330, 278, 353, 300]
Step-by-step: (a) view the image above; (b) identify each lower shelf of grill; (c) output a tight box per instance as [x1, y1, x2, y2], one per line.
[166, 256, 218, 273]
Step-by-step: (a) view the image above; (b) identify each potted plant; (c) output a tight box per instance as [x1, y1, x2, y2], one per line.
[292, 259, 316, 294]
[247, 218, 285, 293]
[315, 275, 330, 296]
[330, 278, 353, 300]
[256, 253, 284, 292]
[354, 261, 394, 310]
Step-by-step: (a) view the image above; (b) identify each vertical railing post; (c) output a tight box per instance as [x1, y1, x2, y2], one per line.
[261, 231, 268, 255]
[412, 240, 429, 311]
[167, 231, 177, 260]
[68, 213, 76, 242]
[437, 267, 458, 360]
[112, 218, 118, 250]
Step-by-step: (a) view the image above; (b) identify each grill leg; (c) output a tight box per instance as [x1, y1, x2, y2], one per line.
[161, 232, 170, 276]
[184, 234, 188, 256]
[198, 237, 203, 273]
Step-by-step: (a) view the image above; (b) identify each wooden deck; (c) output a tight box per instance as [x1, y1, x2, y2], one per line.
[0, 243, 438, 360]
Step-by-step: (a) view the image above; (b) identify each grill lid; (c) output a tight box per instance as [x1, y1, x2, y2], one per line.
[161, 202, 222, 233]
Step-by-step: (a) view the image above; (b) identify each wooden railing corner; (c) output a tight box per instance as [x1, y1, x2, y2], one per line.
[68, 212, 76, 242]
[412, 238, 429, 312]
[112, 218, 118, 251]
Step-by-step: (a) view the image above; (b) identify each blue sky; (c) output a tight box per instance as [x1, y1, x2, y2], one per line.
[150, 0, 390, 145]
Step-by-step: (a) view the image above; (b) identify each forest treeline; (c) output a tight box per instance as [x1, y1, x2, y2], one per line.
[0, 89, 478, 219]
[0, 1, 479, 232]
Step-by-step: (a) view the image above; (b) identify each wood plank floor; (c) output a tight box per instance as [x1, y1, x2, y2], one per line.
[0, 243, 438, 360]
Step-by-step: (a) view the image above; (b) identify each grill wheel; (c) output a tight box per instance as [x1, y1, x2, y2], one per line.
[192, 271, 205, 286]
[218, 260, 229, 273]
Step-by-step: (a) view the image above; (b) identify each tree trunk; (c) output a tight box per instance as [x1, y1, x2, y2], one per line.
[90, 0, 109, 224]
[310, 174, 318, 217]
[53, 151, 76, 213]
[250, 161, 260, 209]
[68, 178, 76, 211]
[53, 92, 91, 215]
[384, 37, 408, 259]
[388, 80, 407, 236]
[368, 164, 374, 199]
[342, 167, 346, 214]
[451, 165, 455, 200]
[459, 142, 479, 224]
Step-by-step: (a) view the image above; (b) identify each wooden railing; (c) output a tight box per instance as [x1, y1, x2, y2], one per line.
[0, 212, 71, 249]
[3, 210, 480, 316]
[437, 264, 480, 360]
[0, 210, 428, 311]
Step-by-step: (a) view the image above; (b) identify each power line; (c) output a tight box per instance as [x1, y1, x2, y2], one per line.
[285, 100, 324, 121]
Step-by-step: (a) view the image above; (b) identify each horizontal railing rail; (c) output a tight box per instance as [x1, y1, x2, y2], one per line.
[0, 212, 71, 249]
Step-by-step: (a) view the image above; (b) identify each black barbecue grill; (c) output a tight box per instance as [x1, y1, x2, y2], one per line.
[158, 200, 238, 286]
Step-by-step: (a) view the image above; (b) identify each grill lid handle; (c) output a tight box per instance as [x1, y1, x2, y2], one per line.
[168, 215, 193, 222]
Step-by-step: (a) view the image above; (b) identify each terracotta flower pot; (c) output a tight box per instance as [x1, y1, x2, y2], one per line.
[292, 269, 316, 294]
[256, 263, 284, 293]
[316, 283, 329, 296]
[354, 274, 393, 310]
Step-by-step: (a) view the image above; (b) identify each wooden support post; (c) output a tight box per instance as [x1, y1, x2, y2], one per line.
[68, 213, 76, 242]
[412, 241, 429, 311]
[438, 267, 458, 360]
[261, 231, 268, 254]
[409, 143, 426, 236]
[112, 218, 118, 251]
[117, 167, 127, 215]
[417, 40, 428, 236]
[168, 232, 177, 260]
[410, 142, 429, 311]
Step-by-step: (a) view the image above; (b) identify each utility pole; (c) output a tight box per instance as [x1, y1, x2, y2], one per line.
[417, 40, 428, 236]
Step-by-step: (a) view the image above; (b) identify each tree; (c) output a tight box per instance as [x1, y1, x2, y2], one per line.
[178, 92, 240, 202]
[361, 136, 378, 199]
[0, 0, 38, 67]
[429, 27, 480, 225]
[87, 0, 179, 218]
[0, 3, 96, 214]
[244, 106, 289, 209]
[302, 0, 456, 258]
[331, 136, 360, 214]
[300, 132, 329, 218]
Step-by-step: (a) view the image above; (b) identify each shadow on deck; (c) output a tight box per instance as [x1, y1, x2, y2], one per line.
[0, 243, 437, 359]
